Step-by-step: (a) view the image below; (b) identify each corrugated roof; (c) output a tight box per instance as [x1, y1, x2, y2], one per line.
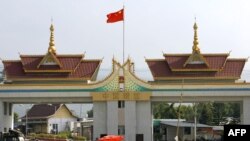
[161, 121, 211, 128]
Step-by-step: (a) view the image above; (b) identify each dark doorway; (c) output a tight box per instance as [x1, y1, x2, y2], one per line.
[100, 134, 107, 138]
[136, 134, 144, 141]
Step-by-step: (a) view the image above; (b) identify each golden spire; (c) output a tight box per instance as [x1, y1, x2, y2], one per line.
[48, 23, 56, 54]
[192, 22, 200, 53]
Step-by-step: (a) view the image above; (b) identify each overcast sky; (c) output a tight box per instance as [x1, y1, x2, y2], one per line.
[1, 0, 250, 76]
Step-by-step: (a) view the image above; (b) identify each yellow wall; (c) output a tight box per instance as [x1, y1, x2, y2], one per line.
[53, 105, 76, 118]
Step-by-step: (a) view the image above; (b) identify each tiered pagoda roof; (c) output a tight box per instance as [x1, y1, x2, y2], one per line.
[146, 22, 246, 83]
[2, 24, 101, 83]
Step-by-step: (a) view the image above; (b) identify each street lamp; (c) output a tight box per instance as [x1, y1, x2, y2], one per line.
[26, 108, 28, 137]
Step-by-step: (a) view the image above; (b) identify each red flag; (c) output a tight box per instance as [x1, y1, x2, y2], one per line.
[107, 9, 124, 23]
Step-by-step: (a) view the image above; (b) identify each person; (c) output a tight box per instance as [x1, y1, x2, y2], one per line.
[95, 137, 99, 141]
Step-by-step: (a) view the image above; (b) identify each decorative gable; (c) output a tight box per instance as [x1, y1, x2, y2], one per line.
[37, 52, 62, 68]
[183, 52, 209, 67]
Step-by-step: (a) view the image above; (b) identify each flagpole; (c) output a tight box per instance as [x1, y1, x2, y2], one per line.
[123, 5, 125, 64]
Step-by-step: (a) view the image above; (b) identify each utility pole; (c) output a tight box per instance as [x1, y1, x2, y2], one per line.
[194, 103, 197, 141]
[26, 109, 27, 137]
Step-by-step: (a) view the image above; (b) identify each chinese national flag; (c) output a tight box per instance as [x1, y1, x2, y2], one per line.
[107, 9, 124, 23]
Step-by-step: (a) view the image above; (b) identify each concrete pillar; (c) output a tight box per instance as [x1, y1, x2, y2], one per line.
[107, 101, 118, 135]
[0, 101, 13, 132]
[93, 102, 107, 139]
[241, 98, 250, 124]
[136, 101, 152, 141]
[125, 101, 136, 141]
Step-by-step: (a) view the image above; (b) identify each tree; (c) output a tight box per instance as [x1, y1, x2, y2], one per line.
[213, 102, 240, 125]
[87, 108, 93, 118]
[153, 102, 240, 125]
[227, 103, 240, 118]
[213, 103, 231, 124]
[153, 103, 177, 119]
[179, 105, 194, 121]
[14, 112, 19, 123]
[197, 103, 213, 125]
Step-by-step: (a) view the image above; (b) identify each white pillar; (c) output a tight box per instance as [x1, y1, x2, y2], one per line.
[107, 101, 118, 135]
[0, 101, 13, 132]
[125, 101, 136, 141]
[93, 102, 107, 139]
[241, 98, 250, 124]
[136, 101, 152, 141]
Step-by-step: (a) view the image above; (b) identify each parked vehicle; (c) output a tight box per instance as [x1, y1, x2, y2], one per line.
[0, 129, 25, 141]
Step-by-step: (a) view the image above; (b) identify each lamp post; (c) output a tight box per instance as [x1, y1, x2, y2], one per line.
[26, 109, 28, 137]
[194, 102, 197, 141]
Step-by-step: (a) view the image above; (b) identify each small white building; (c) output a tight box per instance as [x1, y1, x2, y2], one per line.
[21, 104, 78, 134]
[159, 120, 212, 141]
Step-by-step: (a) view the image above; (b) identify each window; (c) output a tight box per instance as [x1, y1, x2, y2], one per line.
[52, 124, 58, 134]
[118, 126, 125, 135]
[4, 102, 7, 115]
[9, 103, 12, 116]
[118, 101, 125, 108]
[184, 127, 191, 135]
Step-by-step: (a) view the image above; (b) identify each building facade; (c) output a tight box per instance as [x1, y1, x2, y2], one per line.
[21, 104, 78, 134]
[1, 22, 250, 141]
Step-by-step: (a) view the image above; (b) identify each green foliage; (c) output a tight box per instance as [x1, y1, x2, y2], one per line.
[28, 132, 86, 140]
[58, 131, 71, 138]
[154, 133, 162, 141]
[212, 102, 240, 125]
[73, 136, 86, 141]
[56, 134, 67, 139]
[179, 105, 194, 121]
[153, 102, 240, 125]
[196, 103, 213, 125]
[14, 112, 19, 123]
[153, 103, 177, 119]
[87, 108, 93, 118]
[27, 133, 36, 140]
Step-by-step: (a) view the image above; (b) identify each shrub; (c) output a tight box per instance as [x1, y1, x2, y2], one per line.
[56, 134, 68, 139]
[58, 131, 71, 138]
[73, 136, 86, 141]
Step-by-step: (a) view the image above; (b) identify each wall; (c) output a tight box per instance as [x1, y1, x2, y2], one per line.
[0, 101, 13, 132]
[241, 98, 250, 124]
[167, 126, 177, 141]
[54, 105, 75, 118]
[125, 101, 136, 141]
[136, 101, 152, 141]
[48, 118, 77, 133]
[93, 102, 107, 139]
[107, 101, 118, 135]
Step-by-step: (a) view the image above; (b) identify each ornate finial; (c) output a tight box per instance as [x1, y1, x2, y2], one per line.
[192, 21, 200, 53]
[48, 23, 56, 54]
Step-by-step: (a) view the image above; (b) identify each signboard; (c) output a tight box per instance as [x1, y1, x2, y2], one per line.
[91, 92, 151, 101]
